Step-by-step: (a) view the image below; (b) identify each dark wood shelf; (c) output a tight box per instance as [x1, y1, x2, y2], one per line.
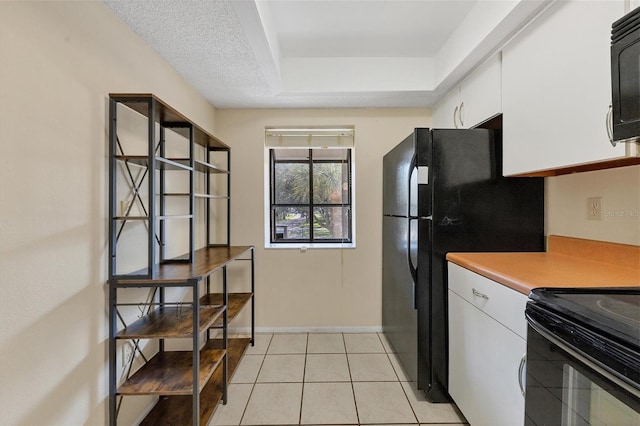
[117, 345, 226, 396]
[113, 246, 253, 284]
[140, 338, 251, 426]
[117, 306, 226, 339]
[201, 293, 252, 325]
[109, 93, 229, 149]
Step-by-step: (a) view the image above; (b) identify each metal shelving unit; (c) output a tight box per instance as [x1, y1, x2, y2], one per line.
[107, 94, 254, 426]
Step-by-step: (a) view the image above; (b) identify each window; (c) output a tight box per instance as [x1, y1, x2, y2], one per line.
[265, 128, 355, 247]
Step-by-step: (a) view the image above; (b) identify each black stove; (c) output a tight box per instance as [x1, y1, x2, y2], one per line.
[526, 287, 640, 392]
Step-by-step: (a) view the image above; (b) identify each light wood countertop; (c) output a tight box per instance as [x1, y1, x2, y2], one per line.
[446, 235, 640, 295]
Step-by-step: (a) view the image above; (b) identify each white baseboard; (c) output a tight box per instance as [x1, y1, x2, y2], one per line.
[228, 326, 384, 334]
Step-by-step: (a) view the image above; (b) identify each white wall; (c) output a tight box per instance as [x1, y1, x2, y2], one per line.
[214, 108, 429, 330]
[546, 166, 640, 246]
[0, 2, 218, 425]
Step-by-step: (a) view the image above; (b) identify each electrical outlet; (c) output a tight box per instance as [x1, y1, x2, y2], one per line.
[122, 341, 134, 367]
[587, 197, 603, 221]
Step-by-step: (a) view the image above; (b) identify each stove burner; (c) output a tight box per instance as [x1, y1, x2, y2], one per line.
[597, 297, 640, 328]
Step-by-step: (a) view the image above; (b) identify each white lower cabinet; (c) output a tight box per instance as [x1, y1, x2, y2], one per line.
[448, 263, 528, 426]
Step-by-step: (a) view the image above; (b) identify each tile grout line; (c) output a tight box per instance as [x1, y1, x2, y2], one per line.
[298, 332, 309, 425]
[378, 331, 420, 425]
[342, 332, 362, 426]
[236, 333, 273, 426]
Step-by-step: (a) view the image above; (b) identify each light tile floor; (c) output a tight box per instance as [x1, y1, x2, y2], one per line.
[209, 333, 468, 426]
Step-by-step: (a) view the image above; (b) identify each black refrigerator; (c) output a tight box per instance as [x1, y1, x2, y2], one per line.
[382, 127, 544, 402]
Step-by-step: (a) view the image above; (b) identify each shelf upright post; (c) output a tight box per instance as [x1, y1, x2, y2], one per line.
[190, 278, 200, 426]
[251, 247, 255, 346]
[148, 99, 157, 278]
[108, 97, 118, 426]
[108, 284, 117, 426]
[189, 125, 195, 262]
[226, 149, 231, 246]
[222, 266, 228, 404]
[206, 147, 211, 247]
[159, 125, 166, 264]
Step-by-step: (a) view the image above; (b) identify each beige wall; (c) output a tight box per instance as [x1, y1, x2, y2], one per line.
[0, 1, 637, 426]
[546, 165, 640, 246]
[0, 2, 217, 425]
[214, 108, 429, 331]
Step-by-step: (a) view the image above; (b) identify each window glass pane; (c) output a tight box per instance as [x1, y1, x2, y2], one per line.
[274, 162, 309, 204]
[313, 207, 350, 240]
[274, 207, 310, 240]
[313, 162, 348, 204]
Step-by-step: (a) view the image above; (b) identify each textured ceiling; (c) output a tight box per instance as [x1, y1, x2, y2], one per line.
[103, 0, 549, 109]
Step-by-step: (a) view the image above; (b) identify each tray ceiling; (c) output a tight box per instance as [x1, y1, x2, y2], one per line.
[104, 0, 551, 109]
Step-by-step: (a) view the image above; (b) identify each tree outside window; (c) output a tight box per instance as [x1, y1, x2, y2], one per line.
[270, 148, 352, 244]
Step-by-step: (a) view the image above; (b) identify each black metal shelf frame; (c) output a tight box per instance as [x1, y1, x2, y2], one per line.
[107, 94, 253, 426]
[108, 272, 229, 426]
[109, 95, 232, 279]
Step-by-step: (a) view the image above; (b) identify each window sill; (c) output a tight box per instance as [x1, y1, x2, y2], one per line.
[264, 242, 356, 250]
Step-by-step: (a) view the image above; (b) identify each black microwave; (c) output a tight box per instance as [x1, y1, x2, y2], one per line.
[610, 7, 640, 145]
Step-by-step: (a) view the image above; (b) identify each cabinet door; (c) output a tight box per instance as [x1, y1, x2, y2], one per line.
[449, 290, 526, 426]
[460, 53, 502, 129]
[502, 0, 627, 176]
[432, 86, 461, 129]
[433, 53, 501, 129]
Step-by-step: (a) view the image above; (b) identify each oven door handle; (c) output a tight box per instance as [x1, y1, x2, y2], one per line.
[518, 354, 526, 397]
[526, 313, 640, 399]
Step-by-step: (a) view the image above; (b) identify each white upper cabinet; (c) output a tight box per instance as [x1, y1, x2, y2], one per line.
[502, 0, 628, 176]
[432, 53, 502, 129]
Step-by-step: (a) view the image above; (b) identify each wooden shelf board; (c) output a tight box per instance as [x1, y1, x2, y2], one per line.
[117, 346, 225, 396]
[113, 246, 253, 284]
[139, 338, 251, 426]
[110, 94, 230, 149]
[200, 293, 252, 325]
[117, 306, 226, 339]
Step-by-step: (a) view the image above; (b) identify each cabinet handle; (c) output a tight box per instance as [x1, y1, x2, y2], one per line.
[459, 102, 465, 127]
[471, 288, 489, 300]
[453, 105, 459, 129]
[518, 354, 526, 397]
[606, 105, 616, 147]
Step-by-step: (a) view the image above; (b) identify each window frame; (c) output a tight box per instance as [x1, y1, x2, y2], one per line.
[267, 146, 354, 247]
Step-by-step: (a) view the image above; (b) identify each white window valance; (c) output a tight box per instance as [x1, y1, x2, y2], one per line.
[265, 127, 354, 148]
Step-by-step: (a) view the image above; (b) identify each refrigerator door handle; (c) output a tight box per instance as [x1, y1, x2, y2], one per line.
[408, 156, 418, 217]
[408, 217, 418, 309]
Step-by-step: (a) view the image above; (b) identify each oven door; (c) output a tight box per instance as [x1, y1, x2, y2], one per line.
[524, 321, 640, 426]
